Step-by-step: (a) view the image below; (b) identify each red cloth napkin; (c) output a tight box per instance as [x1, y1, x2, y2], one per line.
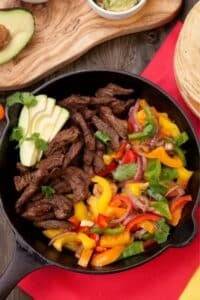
[19, 22, 200, 300]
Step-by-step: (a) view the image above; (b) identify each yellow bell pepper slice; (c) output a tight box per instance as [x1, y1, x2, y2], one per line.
[139, 220, 155, 233]
[103, 154, 113, 165]
[177, 167, 193, 188]
[137, 109, 146, 126]
[99, 231, 130, 248]
[77, 232, 96, 249]
[91, 245, 125, 267]
[78, 248, 93, 267]
[88, 176, 112, 217]
[145, 146, 183, 168]
[159, 114, 180, 138]
[74, 201, 89, 221]
[125, 182, 149, 197]
[43, 230, 78, 252]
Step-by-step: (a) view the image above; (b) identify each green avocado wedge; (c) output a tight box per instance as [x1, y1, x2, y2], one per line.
[0, 8, 35, 65]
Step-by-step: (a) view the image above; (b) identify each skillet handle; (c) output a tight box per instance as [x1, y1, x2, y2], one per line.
[0, 240, 46, 299]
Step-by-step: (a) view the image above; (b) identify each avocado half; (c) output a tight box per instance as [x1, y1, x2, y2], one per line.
[0, 8, 35, 65]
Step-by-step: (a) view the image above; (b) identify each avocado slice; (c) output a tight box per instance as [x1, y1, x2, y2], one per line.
[0, 8, 35, 65]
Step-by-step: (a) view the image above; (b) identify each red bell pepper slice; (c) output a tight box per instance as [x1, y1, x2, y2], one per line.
[112, 141, 127, 160]
[111, 194, 132, 210]
[170, 195, 192, 212]
[121, 148, 137, 164]
[126, 213, 161, 231]
[89, 233, 100, 243]
[98, 161, 117, 177]
[96, 214, 108, 228]
[68, 216, 80, 229]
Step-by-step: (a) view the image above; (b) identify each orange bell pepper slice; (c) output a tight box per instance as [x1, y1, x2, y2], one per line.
[145, 146, 183, 168]
[91, 245, 124, 267]
[78, 248, 93, 267]
[169, 195, 192, 226]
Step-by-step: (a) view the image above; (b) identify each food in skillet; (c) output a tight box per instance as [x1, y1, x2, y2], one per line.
[8, 83, 193, 268]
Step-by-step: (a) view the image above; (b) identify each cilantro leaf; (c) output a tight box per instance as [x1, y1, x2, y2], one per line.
[7, 92, 37, 108]
[154, 219, 170, 244]
[9, 126, 24, 142]
[41, 186, 55, 199]
[27, 133, 48, 151]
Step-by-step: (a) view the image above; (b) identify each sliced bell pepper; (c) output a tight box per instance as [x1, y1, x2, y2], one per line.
[106, 206, 127, 218]
[121, 149, 137, 164]
[91, 245, 125, 267]
[112, 163, 137, 182]
[74, 201, 89, 221]
[150, 201, 172, 220]
[77, 232, 96, 249]
[103, 154, 113, 165]
[112, 141, 127, 160]
[91, 225, 125, 236]
[96, 214, 108, 228]
[88, 176, 112, 217]
[139, 220, 155, 233]
[144, 159, 161, 182]
[89, 233, 100, 243]
[158, 114, 180, 138]
[169, 195, 192, 226]
[145, 146, 183, 168]
[110, 194, 132, 209]
[43, 231, 78, 252]
[119, 241, 144, 259]
[125, 182, 149, 197]
[177, 167, 193, 188]
[98, 161, 117, 177]
[126, 213, 161, 231]
[78, 248, 93, 267]
[68, 216, 80, 229]
[137, 109, 146, 126]
[99, 230, 130, 248]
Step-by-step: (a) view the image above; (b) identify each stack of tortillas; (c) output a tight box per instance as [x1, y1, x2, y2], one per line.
[174, 1, 200, 118]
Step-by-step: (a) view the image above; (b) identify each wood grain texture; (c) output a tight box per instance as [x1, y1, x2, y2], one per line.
[0, 1, 198, 299]
[174, 1, 200, 118]
[0, 0, 182, 90]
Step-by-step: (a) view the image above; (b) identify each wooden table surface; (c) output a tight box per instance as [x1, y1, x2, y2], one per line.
[0, 0, 197, 299]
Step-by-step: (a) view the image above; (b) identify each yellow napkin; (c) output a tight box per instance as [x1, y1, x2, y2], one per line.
[179, 266, 200, 300]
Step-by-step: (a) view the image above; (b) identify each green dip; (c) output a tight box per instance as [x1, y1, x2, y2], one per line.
[96, 0, 140, 12]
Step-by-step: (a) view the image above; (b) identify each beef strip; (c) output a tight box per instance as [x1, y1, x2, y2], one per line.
[93, 141, 105, 174]
[51, 194, 73, 219]
[82, 108, 97, 120]
[59, 95, 90, 110]
[46, 127, 80, 156]
[110, 99, 135, 115]
[36, 154, 65, 171]
[16, 162, 30, 174]
[34, 219, 75, 230]
[15, 184, 38, 213]
[14, 168, 48, 192]
[92, 115, 120, 150]
[90, 96, 116, 106]
[64, 166, 89, 202]
[95, 83, 134, 97]
[83, 149, 94, 166]
[83, 165, 94, 177]
[72, 112, 95, 151]
[51, 180, 72, 194]
[21, 203, 52, 220]
[100, 106, 128, 139]
[63, 140, 83, 168]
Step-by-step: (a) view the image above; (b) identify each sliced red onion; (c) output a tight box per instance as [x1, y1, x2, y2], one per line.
[110, 204, 132, 224]
[165, 185, 185, 199]
[134, 155, 144, 181]
[49, 231, 76, 246]
[141, 155, 147, 172]
[126, 189, 149, 212]
[134, 229, 146, 239]
[123, 214, 136, 225]
[128, 101, 142, 132]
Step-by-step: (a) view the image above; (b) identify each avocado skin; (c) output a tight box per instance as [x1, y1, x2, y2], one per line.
[0, 8, 35, 65]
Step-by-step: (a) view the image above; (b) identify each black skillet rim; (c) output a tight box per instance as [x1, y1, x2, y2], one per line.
[1, 69, 200, 274]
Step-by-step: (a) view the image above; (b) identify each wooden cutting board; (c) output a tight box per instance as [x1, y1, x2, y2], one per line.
[0, 0, 182, 91]
[174, 1, 200, 119]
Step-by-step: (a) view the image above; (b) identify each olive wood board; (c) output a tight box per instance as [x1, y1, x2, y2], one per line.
[0, 0, 182, 91]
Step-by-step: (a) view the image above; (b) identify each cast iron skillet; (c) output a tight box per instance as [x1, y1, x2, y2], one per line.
[0, 70, 199, 299]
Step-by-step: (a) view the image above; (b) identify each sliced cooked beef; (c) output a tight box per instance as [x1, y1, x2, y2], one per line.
[46, 127, 80, 156]
[83, 108, 97, 120]
[15, 184, 38, 213]
[92, 115, 120, 150]
[59, 95, 90, 110]
[96, 83, 134, 97]
[51, 194, 73, 219]
[63, 140, 83, 168]
[36, 154, 65, 171]
[110, 99, 135, 115]
[90, 96, 116, 106]
[34, 220, 75, 230]
[100, 106, 128, 139]
[16, 162, 30, 174]
[21, 203, 52, 220]
[83, 165, 94, 177]
[14, 168, 48, 192]
[93, 149, 105, 174]
[64, 166, 89, 202]
[51, 180, 72, 194]
[30, 213, 55, 222]
[72, 112, 95, 151]
[83, 149, 94, 166]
